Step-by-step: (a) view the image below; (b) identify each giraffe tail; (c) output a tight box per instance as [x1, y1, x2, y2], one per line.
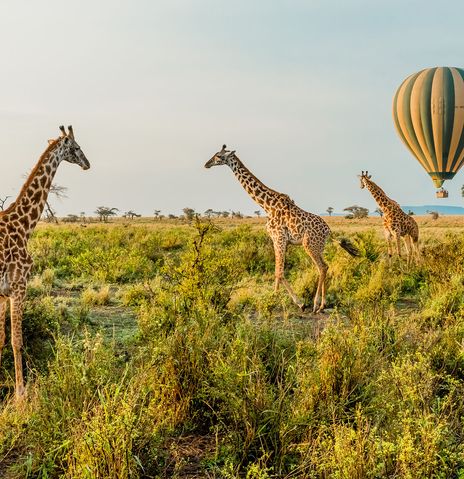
[338, 238, 359, 257]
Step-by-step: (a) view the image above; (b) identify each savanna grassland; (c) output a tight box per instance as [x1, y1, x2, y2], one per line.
[1, 215, 464, 478]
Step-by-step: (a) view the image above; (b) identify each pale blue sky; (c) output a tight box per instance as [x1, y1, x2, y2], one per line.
[0, 0, 463, 216]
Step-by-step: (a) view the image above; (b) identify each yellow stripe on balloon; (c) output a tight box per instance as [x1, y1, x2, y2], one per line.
[431, 67, 444, 171]
[410, 69, 434, 171]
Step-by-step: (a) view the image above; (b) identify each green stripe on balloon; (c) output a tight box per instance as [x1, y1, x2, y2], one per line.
[442, 67, 455, 170]
[449, 67, 464, 171]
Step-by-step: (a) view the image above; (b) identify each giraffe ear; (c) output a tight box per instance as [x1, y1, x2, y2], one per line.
[368, 175, 372, 179]
[230, 150, 236, 155]
[48, 139, 54, 145]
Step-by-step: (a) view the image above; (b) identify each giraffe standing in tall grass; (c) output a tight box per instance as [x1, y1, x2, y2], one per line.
[359, 171, 419, 262]
[205, 145, 359, 313]
[0, 125, 90, 398]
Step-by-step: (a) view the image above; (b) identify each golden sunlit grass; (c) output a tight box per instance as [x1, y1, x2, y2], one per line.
[1, 218, 464, 478]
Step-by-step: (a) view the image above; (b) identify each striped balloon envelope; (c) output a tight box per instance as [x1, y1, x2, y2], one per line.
[393, 67, 464, 189]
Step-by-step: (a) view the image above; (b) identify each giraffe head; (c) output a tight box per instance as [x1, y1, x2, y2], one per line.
[358, 171, 371, 189]
[51, 125, 90, 170]
[205, 144, 236, 168]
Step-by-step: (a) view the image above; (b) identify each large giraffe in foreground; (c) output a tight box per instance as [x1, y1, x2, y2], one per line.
[205, 145, 358, 313]
[0, 125, 90, 398]
[359, 171, 419, 262]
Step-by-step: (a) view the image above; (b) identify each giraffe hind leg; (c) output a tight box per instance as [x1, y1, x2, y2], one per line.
[394, 233, 402, 258]
[303, 240, 328, 314]
[413, 238, 420, 262]
[402, 236, 412, 265]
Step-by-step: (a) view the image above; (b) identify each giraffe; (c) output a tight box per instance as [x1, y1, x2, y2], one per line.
[0, 125, 90, 398]
[359, 171, 419, 262]
[205, 145, 359, 313]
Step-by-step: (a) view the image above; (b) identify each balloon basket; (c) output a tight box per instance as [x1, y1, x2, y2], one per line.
[436, 189, 449, 199]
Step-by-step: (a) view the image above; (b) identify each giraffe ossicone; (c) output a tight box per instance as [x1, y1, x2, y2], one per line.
[0, 125, 90, 399]
[205, 145, 359, 313]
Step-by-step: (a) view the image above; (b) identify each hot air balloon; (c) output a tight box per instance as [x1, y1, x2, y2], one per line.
[393, 67, 464, 198]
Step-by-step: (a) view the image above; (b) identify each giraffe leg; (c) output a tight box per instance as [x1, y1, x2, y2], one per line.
[273, 236, 286, 293]
[394, 233, 402, 258]
[384, 229, 393, 261]
[412, 238, 420, 263]
[272, 237, 304, 309]
[0, 298, 7, 368]
[402, 236, 411, 265]
[10, 291, 26, 398]
[303, 241, 328, 313]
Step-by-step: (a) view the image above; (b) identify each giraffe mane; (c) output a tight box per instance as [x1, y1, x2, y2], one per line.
[2, 138, 62, 215]
[236, 158, 284, 198]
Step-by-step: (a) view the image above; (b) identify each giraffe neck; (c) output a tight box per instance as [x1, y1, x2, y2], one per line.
[228, 156, 282, 213]
[365, 179, 397, 212]
[8, 143, 62, 237]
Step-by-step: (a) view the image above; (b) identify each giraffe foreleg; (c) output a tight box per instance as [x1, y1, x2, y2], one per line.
[272, 236, 304, 310]
[10, 290, 26, 398]
[273, 237, 286, 293]
[0, 298, 7, 369]
[384, 228, 393, 260]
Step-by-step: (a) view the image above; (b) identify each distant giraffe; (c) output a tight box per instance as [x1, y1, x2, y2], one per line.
[205, 145, 359, 313]
[359, 171, 419, 262]
[0, 125, 90, 398]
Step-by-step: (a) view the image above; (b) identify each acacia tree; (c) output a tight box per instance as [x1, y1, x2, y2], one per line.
[344, 205, 369, 219]
[204, 208, 214, 218]
[326, 207, 334, 216]
[183, 207, 196, 221]
[375, 207, 383, 217]
[95, 206, 119, 222]
[254, 210, 262, 217]
[43, 183, 68, 223]
[153, 209, 161, 220]
[426, 210, 439, 220]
